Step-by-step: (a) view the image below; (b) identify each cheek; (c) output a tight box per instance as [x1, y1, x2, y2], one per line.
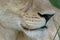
[25, 18, 46, 29]
[0, 14, 21, 30]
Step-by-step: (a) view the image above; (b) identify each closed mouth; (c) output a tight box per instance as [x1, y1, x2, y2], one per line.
[21, 24, 47, 31]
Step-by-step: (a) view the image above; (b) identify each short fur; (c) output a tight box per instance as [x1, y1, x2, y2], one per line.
[0, 0, 60, 40]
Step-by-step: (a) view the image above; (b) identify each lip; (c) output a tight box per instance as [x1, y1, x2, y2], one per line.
[22, 24, 47, 31]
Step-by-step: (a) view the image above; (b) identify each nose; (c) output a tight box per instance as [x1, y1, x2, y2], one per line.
[38, 13, 54, 22]
[42, 14, 54, 22]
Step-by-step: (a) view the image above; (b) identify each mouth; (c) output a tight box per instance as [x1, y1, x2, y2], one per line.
[21, 24, 47, 31]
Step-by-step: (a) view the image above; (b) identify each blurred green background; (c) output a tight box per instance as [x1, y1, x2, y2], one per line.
[49, 0, 60, 9]
[50, 0, 60, 39]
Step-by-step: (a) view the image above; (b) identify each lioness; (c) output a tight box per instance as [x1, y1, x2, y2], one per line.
[0, 0, 59, 40]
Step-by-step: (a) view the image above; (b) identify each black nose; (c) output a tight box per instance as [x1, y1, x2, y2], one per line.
[38, 13, 54, 22]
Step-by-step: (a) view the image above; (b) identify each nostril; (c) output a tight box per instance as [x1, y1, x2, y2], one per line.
[38, 12, 44, 17]
[44, 14, 54, 19]
[38, 12, 54, 23]
[38, 12, 54, 18]
[43, 14, 54, 23]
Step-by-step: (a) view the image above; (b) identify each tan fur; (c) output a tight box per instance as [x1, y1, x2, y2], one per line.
[0, 0, 60, 40]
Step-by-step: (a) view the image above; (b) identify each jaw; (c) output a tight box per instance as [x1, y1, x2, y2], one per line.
[22, 27, 49, 40]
